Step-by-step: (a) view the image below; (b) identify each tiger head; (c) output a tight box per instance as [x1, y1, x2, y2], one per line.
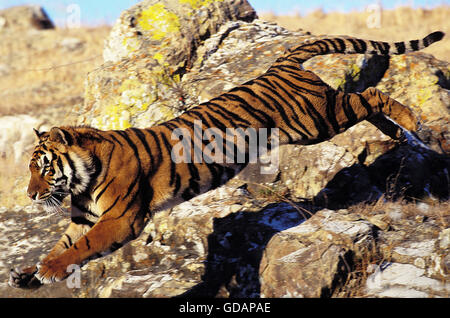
[27, 127, 95, 212]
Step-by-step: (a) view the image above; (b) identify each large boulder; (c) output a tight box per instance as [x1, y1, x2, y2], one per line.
[376, 53, 450, 154]
[81, 7, 449, 201]
[259, 209, 376, 298]
[103, 0, 257, 64]
[0, 115, 48, 163]
[80, 0, 257, 130]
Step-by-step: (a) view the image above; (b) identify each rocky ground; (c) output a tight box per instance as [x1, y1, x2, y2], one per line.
[0, 0, 449, 298]
[1, 187, 448, 298]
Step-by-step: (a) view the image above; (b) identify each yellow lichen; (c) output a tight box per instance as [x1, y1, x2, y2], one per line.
[349, 63, 361, 80]
[179, 0, 223, 9]
[416, 87, 433, 106]
[97, 78, 158, 130]
[122, 36, 140, 53]
[172, 73, 181, 84]
[138, 3, 180, 41]
[153, 53, 164, 64]
[92, 65, 187, 130]
[101, 103, 131, 130]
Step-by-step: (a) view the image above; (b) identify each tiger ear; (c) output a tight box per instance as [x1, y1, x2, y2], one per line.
[33, 128, 44, 141]
[49, 127, 71, 145]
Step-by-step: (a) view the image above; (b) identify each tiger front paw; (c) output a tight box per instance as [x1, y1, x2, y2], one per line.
[9, 265, 42, 289]
[35, 258, 71, 284]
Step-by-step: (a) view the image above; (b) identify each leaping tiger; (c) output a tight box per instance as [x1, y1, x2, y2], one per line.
[10, 31, 444, 287]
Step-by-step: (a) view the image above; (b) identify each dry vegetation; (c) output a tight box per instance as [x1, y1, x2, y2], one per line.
[261, 5, 450, 62]
[0, 25, 110, 208]
[0, 26, 110, 116]
[340, 199, 450, 297]
[0, 154, 30, 208]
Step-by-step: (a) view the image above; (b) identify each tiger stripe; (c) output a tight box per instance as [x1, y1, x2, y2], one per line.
[12, 31, 444, 286]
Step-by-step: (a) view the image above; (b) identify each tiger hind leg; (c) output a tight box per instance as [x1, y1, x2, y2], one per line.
[368, 113, 429, 149]
[361, 87, 419, 134]
[358, 87, 428, 148]
[337, 87, 426, 149]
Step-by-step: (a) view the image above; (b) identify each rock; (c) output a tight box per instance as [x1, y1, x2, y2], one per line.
[0, 101, 81, 164]
[376, 53, 450, 154]
[439, 228, 450, 250]
[103, 0, 257, 64]
[259, 209, 375, 297]
[0, 5, 54, 32]
[260, 204, 449, 298]
[0, 63, 10, 76]
[80, 0, 257, 130]
[59, 37, 84, 51]
[366, 263, 450, 297]
[377, 208, 450, 280]
[1, 189, 448, 298]
[182, 20, 308, 103]
[303, 48, 389, 93]
[0, 185, 305, 298]
[0, 115, 49, 162]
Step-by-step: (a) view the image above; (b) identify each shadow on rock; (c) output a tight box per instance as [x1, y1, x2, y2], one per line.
[181, 143, 449, 298]
[313, 143, 449, 209]
[179, 202, 322, 298]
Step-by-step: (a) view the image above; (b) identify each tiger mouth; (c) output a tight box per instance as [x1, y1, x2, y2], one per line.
[39, 192, 69, 213]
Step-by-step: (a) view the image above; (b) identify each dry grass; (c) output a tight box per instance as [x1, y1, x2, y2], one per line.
[348, 197, 450, 230]
[0, 154, 30, 208]
[0, 26, 110, 116]
[336, 198, 450, 297]
[0, 24, 110, 208]
[261, 5, 450, 62]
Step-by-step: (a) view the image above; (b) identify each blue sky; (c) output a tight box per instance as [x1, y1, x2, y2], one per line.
[0, 0, 448, 26]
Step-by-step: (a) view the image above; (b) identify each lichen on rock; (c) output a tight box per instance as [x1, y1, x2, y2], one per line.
[376, 52, 450, 153]
[81, 0, 258, 130]
[0, 5, 54, 32]
[137, 3, 181, 40]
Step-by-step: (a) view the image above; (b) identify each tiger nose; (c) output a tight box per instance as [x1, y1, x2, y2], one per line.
[27, 190, 38, 200]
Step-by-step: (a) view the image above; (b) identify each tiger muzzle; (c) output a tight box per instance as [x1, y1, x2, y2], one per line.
[27, 190, 38, 201]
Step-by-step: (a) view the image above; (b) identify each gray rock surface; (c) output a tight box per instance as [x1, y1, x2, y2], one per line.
[1, 189, 448, 298]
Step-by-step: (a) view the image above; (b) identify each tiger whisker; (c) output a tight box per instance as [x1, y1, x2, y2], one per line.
[42, 194, 68, 216]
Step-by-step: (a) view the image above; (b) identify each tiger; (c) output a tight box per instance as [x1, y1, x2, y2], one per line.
[9, 31, 444, 288]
